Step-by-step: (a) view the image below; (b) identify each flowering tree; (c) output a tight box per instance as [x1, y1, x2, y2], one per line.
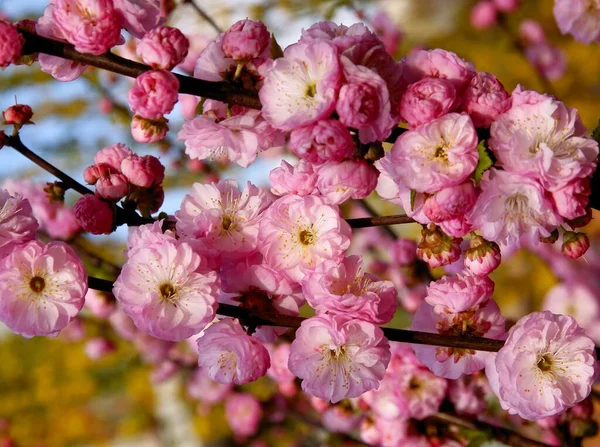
[1, 0, 600, 445]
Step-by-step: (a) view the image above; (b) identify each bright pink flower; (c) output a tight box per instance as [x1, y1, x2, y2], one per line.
[490, 90, 598, 191]
[0, 21, 23, 68]
[84, 289, 116, 319]
[128, 70, 179, 120]
[0, 240, 87, 337]
[554, 0, 600, 44]
[471, 1, 498, 29]
[113, 0, 163, 38]
[316, 159, 379, 205]
[196, 318, 270, 384]
[400, 77, 457, 128]
[390, 113, 478, 194]
[337, 56, 396, 144]
[461, 71, 511, 128]
[113, 239, 219, 341]
[562, 231, 590, 259]
[402, 49, 475, 93]
[464, 236, 502, 276]
[0, 189, 38, 259]
[302, 255, 397, 324]
[136, 26, 189, 70]
[95, 173, 129, 200]
[121, 154, 165, 188]
[85, 337, 116, 360]
[423, 182, 477, 223]
[425, 273, 494, 314]
[300, 21, 381, 53]
[468, 169, 562, 248]
[94, 143, 133, 171]
[487, 311, 597, 420]
[525, 43, 567, 81]
[257, 195, 351, 282]
[448, 372, 492, 415]
[519, 19, 547, 44]
[288, 314, 391, 403]
[289, 120, 354, 163]
[269, 160, 317, 197]
[53, 0, 121, 56]
[130, 115, 169, 143]
[552, 178, 590, 220]
[225, 393, 263, 438]
[222, 19, 270, 61]
[73, 194, 114, 235]
[176, 180, 271, 260]
[259, 40, 341, 131]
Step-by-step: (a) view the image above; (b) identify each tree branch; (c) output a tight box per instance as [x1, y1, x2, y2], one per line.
[346, 214, 415, 228]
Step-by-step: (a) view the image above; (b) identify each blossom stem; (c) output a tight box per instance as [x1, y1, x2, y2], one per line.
[346, 214, 415, 228]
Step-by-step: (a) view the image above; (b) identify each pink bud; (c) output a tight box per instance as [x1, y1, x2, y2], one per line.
[493, 0, 520, 12]
[289, 120, 354, 163]
[121, 154, 165, 188]
[94, 143, 133, 171]
[96, 173, 129, 200]
[3, 104, 33, 125]
[464, 236, 501, 276]
[83, 163, 112, 185]
[73, 194, 114, 235]
[416, 225, 462, 268]
[130, 115, 169, 143]
[84, 337, 116, 360]
[128, 70, 179, 120]
[471, 1, 498, 30]
[519, 19, 546, 44]
[423, 182, 477, 222]
[136, 26, 190, 71]
[399, 77, 457, 128]
[222, 19, 270, 61]
[0, 21, 24, 68]
[562, 232, 590, 259]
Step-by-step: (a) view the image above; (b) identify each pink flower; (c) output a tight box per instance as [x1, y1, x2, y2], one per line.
[225, 393, 263, 438]
[73, 194, 114, 235]
[461, 71, 511, 128]
[94, 143, 133, 171]
[0, 240, 87, 337]
[85, 337, 116, 360]
[525, 43, 567, 81]
[468, 169, 562, 248]
[464, 236, 502, 276]
[95, 173, 129, 200]
[267, 343, 296, 385]
[490, 90, 598, 191]
[53, 0, 121, 56]
[487, 311, 597, 420]
[399, 77, 457, 128]
[494, 0, 520, 12]
[316, 159, 379, 205]
[402, 49, 475, 93]
[390, 238, 417, 266]
[176, 180, 271, 260]
[130, 115, 169, 143]
[289, 120, 354, 163]
[222, 19, 270, 61]
[136, 26, 189, 70]
[257, 195, 351, 282]
[113, 0, 163, 38]
[259, 40, 341, 131]
[554, 0, 600, 44]
[120, 154, 165, 188]
[187, 368, 232, 403]
[562, 231, 590, 259]
[425, 273, 494, 314]
[0, 21, 23, 68]
[196, 318, 270, 384]
[84, 289, 116, 319]
[300, 21, 381, 53]
[0, 189, 38, 259]
[288, 314, 391, 403]
[269, 160, 317, 197]
[519, 19, 547, 44]
[422, 182, 477, 223]
[390, 113, 478, 194]
[302, 255, 397, 324]
[448, 372, 492, 415]
[126, 219, 176, 257]
[128, 70, 179, 120]
[543, 283, 599, 330]
[371, 11, 402, 55]
[471, 1, 498, 29]
[552, 178, 590, 220]
[113, 239, 219, 341]
[337, 56, 396, 144]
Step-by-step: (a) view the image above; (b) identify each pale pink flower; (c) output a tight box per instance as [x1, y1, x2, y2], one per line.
[269, 160, 317, 197]
[337, 56, 396, 144]
[288, 314, 391, 403]
[390, 113, 478, 194]
[128, 70, 179, 120]
[113, 0, 163, 38]
[448, 372, 492, 415]
[425, 273, 494, 314]
[289, 120, 354, 163]
[225, 393, 263, 438]
[0, 189, 38, 259]
[126, 219, 176, 257]
[222, 19, 270, 61]
[85, 337, 116, 360]
[543, 283, 599, 331]
[391, 238, 417, 266]
[259, 40, 341, 131]
[487, 311, 597, 420]
[554, 0, 600, 44]
[402, 49, 475, 93]
[120, 154, 165, 188]
[257, 195, 351, 282]
[113, 239, 219, 341]
[176, 180, 271, 260]
[422, 182, 477, 223]
[552, 178, 590, 220]
[94, 143, 133, 171]
[300, 21, 381, 53]
[193, 36, 236, 82]
[0, 240, 87, 337]
[187, 368, 232, 404]
[130, 115, 169, 143]
[471, 1, 498, 29]
[525, 43, 567, 81]
[439, 215, 473, 238]
[461, 71, 511, 128]
[302, 255, 397, 324]
[316, 159, 379, 205]
[136, 25, 189, 70]
[520, 19, 547, 44]
[468, 169, 562, 248]
[495, 0, 520, 11]
[267, 343, 296, 385]
[0, 21, 23, 68]
[73, 194, 114, 235]
[53, 0, 121, 56]
[399, 77, 457, 128]
[490, 90, 598, 190]
[322, 405, 361, 433]
[84, 289, 116, 319]
[196, 318, 270, 384]
[371, 10, 403, 55]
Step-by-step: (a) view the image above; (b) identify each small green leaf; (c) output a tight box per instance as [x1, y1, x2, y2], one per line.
[473, 140, 494, 183]
[410, 189, 416, 211]
[592, 119, 600, 144]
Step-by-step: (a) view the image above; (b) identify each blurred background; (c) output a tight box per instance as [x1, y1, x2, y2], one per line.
[2, 0, 600, 445]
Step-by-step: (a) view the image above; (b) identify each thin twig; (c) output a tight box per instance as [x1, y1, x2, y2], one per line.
[346, 214, 415, 228]
[183, 0, 223, 34]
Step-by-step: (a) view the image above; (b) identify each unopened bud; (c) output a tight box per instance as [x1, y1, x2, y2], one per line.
[562, 231, 590, 259]
[416, 225, 462, 268]
[464, 235, 501, 276]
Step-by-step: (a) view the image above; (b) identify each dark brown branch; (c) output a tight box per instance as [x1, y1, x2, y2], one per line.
[183, 0, 223, 34]
[346, 214, 415, 228]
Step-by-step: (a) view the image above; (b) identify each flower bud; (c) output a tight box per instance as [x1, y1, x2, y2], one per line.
[471, 1, 498, 30]
[83, 163, 112, 185]
[3, 104, 33, 128]
[416, 224, 462, 268]
[136, 26, 189, 70]
[222, 19, 270, 61]
[562, 232, 590, 259]
[121, 154, 165, 188]
[96, 173, 129, 200]
[464, 235, 501, 276]
[73, 194, 114, 235]
[0, 21, 24, 68]
[131, 115, 169, 143]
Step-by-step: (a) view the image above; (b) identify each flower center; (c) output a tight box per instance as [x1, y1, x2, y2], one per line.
[305, 82, 317, 98]
[29, 276, 45, 293]
[433, 144, 448, 162]
[222, 214, 233, 231]
[506, 193, 529, 217]
[299, 228, 316, 246]
[408, 377, 422, 391]
[159, 282, 177, 303]
[537, 353, 554, 372]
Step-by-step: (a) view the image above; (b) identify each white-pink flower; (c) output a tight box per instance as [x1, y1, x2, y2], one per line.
[390, 113, 478, 194]
[315, 159, 379, 205]
[288, 314, 391, 403]
[401, 49, 475, 92]
[113, 239, 219, 341]
[269, 160, 318, 197]
[0, 189, 38, 259]
[302, 255, 397, 324]
[486, 311, 597, 420]
[257, 195, 351, 282]
[0, 240, 87, 337]
[425, 273, 494, 315]
[113, 0, 163, 38]
[259, 40, 341, 131]
[225, 393, 263, 438]
[554, 0, 600, 44]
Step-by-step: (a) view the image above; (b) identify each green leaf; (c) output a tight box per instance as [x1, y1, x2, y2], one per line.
[410, 189, 416, 211]
[473, 140, 494, 183]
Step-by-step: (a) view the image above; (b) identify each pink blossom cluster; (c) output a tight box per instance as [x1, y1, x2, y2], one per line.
[519, 20, 566, 81]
